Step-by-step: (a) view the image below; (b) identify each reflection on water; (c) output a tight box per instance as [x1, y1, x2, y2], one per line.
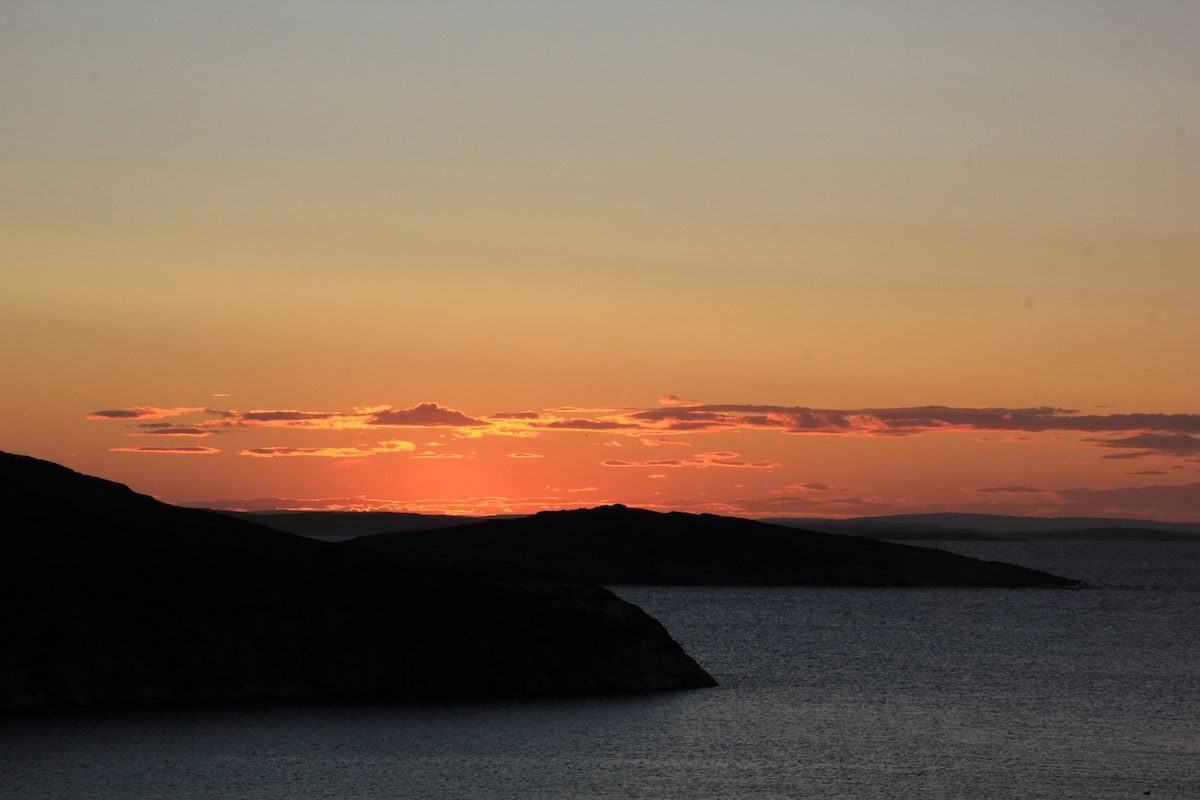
[3, 542, 1197, 799]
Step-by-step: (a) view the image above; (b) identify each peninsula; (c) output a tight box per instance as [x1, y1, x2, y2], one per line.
[0, 452, 714, 712]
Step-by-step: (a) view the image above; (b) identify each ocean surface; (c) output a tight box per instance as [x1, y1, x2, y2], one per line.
[3, 541, 1198, 799]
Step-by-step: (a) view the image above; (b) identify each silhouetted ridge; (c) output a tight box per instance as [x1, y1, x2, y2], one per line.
[0, 452, 715, 712]
[762, 512, 1200, 541]
[224, 507, 1200, 543]
[348, 504, 1078, 587]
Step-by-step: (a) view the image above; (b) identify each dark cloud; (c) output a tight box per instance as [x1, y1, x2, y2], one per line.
[619, 404, 1200, 437]
[632, 408, 729, 423]
[1091, 433, 1200, 457]
[240, 410, 338, 422]
[539, 418, 638, 431]
[133, 425, 212, 437]
[87, 398, 1200, 459]
[863, 408, 1200, 435]
[667, 479, 1200, 521]
[368, 403, 484, 427]
[1126, 470, 1167, 476]
[88, 406, 206, 421]
[506, 452, 544, 459]
[628, 407, 791, 432]
[692, 405, 852, 432]
[977, 485, 1043, 494]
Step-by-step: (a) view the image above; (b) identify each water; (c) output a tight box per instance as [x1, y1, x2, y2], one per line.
[3, 542, 1198, 799]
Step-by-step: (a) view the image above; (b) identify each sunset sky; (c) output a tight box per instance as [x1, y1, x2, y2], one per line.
[4, 3, 1199, 520]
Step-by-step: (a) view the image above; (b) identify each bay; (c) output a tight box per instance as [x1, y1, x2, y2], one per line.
[3, 542, 1197, 799]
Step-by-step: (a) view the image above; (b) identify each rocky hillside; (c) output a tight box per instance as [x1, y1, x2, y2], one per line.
[0, 452, 715, 712]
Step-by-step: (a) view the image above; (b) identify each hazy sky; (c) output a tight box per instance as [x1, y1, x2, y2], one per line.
[4, 2, 1199, 519]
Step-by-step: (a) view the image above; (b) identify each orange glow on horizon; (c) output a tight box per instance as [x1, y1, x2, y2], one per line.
[45, 396, 1198, 522]
[4, 4, 1198, 522]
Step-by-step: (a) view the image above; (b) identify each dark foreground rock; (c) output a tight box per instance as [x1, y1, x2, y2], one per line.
[0, 452, 715, 713]
[348, 505, 1080, 587]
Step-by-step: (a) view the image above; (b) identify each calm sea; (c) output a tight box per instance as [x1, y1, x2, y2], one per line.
[3, 541, 1198, 799]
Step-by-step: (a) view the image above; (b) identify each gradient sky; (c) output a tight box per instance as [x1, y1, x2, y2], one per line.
[4, 2, 1200, 520]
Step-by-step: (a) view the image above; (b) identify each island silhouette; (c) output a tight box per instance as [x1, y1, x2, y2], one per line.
[2, 450, 1075, 713]
[344, 505, 1079, 587]
[0, 451, 713, 712]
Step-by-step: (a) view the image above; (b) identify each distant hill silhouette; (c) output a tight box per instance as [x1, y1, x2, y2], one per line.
[234, 509, 1200, 543]
[0, 452, 714, 712]
[763, 513, 1200, 541]
[346, 505, 1079, 587]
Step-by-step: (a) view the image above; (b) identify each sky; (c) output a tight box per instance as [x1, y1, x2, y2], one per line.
[4, 2, 1200, 520]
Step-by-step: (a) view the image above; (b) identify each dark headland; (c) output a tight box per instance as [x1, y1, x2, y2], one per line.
[346, 505, 1079, 587]
[234, 508, 1200, 544]
[0, 452, 715, 713]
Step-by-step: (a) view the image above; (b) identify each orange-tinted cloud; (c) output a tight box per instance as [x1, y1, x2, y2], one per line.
[506, 452, 543, 459]
[657, 394, 698, 406]
[89, 406, 208, 420]
[603, 451, 777, 469]
[241, 440, 416, 458]
[241, 447, 366, 458]
[211, 409, 368, 430]
[86, 399, 1200, 465]
[537, 418, 639, 431]
[110, 445, 220, 455]
[977, 485, 1044, 493]
[184, 492, 610, 515]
